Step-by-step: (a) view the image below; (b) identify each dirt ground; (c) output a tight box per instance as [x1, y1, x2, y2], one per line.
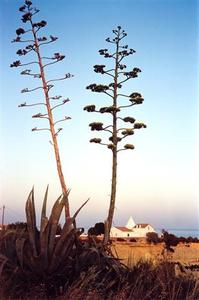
[111, 242, 199, 267]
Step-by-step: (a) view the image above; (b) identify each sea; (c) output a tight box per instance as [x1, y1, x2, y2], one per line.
[156, 228, 199, 238]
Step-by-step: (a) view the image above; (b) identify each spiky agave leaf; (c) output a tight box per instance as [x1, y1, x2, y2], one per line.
[48, 198, 89, 272]
[25, 187, 38, 257]
[0, 230, 25, 264]
[39, 185, 49, 268]
[0, 254, 9, 277]
[39, 190, 73, 272]
[48, 225, 74, 272]
[15, 238, 26, 268]
[40, 184, 49, 231]
[48, 194, 66, 259]
[39, 189, 66, 270]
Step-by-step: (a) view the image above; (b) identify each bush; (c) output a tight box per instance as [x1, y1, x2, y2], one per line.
[7, 222, 28, 231]
[162, 230, 179, 252]
[116, 238, 126, 242]
[146, 232, 160, 244]
[178, 236, 187, 243]
[186, 236, 199, 243]
[129, 238, 137, 243]
[164, 234, 199, 245]
[192, 237, 199, 243]
[88, 222, 105, 236]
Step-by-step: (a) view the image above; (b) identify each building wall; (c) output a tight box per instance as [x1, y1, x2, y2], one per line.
[111, 227, 135, 238]
[133, 225, 156, 237]
[111, 225, 156, 238]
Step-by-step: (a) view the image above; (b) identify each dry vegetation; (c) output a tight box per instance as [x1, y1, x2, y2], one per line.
[63, 260, 199, 300]
[1, 216, 199, 300]
[111, 241, 199, 267]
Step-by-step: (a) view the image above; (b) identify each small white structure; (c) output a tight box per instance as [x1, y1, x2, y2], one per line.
[111, 216, 156, 238]
[126, 216, 136, 229]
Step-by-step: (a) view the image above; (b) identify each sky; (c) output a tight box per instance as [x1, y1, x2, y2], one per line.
[0, 0, 198, 231]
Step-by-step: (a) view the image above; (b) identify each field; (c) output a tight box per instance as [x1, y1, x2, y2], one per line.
[111, 241, 199, 266]
[1, 231, 199, 299]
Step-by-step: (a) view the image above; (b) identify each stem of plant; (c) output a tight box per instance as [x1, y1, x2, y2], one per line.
[30, 20, 70, 221]
[104, 31, 120, 244]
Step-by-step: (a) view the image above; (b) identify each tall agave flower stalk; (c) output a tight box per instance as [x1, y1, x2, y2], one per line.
[84, 26, 146, 243]
[10, 0, 72, 220]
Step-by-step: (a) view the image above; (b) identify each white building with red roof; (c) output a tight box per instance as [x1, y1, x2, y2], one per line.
[111, 216, 156, 238]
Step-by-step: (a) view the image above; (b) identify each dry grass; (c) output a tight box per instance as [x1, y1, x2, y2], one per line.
[1, 199, 198, 300]
[1, 236, 199, 299]
[64, 260, 199, 300]
[111, 241, 199, 267]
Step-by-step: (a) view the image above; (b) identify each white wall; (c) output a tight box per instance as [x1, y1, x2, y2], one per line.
[111, 227, 135, 238]
[111, 225, 156, 238]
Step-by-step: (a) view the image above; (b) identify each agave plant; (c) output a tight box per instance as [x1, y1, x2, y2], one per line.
[0, 188, 125, 299]
[0, 187, 88, 298]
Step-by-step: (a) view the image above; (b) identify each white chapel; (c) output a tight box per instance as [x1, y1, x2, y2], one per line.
[111, 216, 156, 238]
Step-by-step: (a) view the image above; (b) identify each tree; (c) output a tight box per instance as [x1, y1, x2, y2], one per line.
[10, 1, 72, 220]
[162, 230, 179, 252]
[88, 222, 105, 236]
[84, 26, 146, 243]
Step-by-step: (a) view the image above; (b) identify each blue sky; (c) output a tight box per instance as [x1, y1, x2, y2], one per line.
[0, 0, 198, 230]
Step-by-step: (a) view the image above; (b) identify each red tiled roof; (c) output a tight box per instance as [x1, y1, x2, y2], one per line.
[115, 226, 133, 232]
[134, 224, 149, 228]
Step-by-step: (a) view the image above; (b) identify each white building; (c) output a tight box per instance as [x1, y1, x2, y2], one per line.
[111, 216, 156, 238]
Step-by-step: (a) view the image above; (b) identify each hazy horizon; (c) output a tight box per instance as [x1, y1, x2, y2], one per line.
[0, 0, 198, 230]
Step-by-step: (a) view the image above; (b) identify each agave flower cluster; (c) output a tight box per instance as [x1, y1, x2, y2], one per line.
[84, 26, 146, 153]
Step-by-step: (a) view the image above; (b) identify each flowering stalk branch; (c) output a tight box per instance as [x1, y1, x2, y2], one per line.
[39, 38, 58, 47]
[54, 117, 71, 125]
[21, 86, 44, 93]
[32, 127, 50, 132]
[118, 103, 134, 109]
[117, 93, 130, 97]
[47, 74, 73, 83]
[51, 99, 70, 111]
[11, 61, 39, 67]
[12, 39, 34, 43]
[103, 90, 114, 98]
[18, 102, 46, 107]
[21, 70, 41, 77]
[43, 60, 64, 68]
